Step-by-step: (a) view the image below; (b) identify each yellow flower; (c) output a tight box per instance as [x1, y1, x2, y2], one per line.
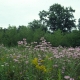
[36, 65, 47, 72]
[32, 58, 47, 73]
[39, 65, 47, 72]
[1, 57, 4, 61]
[40, 60, 44, 63]
[32, 58, 38, 65]
[13, 55, 17, 59]
[36, 64, 40, 69]
[46, 55, 48, 58]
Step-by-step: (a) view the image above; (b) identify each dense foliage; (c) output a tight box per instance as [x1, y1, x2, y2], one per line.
[0, 3, 80, 47]
[39, 3, 76, 32]
[0, 25, 80, 47]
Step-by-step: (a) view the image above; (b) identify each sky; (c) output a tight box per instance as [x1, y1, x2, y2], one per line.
[0, 0, 80, 28]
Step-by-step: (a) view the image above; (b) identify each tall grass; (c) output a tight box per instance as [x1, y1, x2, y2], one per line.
[0, 38, 80, 80]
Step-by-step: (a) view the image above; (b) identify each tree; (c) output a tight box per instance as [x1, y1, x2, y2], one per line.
[28, 19, 47, 32]
[77, 18, 80, 30]
[39, 3, 76, 32]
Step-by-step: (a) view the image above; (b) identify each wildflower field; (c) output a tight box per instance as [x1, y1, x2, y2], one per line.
[0, 37, 80, 80]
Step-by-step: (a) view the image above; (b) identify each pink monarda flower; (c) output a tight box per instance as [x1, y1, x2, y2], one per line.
[40, 37, 44, 40]
[13, 59, 19, 62]
[64, 76, 70, 79]
[25, 61, 28, 64]
[33, 41, 37, 44]
[53, 64, 58, 67]
[23, 38, 26, 41]
[17, 41, 23, 45]
[70, 78, 74, 80]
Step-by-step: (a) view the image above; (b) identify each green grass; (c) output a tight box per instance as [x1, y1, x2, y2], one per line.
[0, 45, 80, 80]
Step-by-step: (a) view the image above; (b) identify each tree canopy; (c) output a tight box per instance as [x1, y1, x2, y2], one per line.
[39, 3, 76, 32]
[28, 19, 47, 32]
[77, 18, 80, 30]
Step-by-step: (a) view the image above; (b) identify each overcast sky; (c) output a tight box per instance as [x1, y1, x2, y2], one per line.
[0, 0, 80, 28]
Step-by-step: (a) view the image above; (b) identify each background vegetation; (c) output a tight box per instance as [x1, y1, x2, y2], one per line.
[0, 3, 80, 47]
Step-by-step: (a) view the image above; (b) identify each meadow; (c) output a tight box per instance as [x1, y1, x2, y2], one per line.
[0, 37, 80, 80]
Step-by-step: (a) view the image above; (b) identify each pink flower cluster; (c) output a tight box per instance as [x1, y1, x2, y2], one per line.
[34, 37, 52, 51]
[17, 37, 80, 60]
[64, 76, 74, 80]
[17, 38, 27, 47]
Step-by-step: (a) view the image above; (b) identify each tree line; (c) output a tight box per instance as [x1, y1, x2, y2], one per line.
[0, 3, 80, 47]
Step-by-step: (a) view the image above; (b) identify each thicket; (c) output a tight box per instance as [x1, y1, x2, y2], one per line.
[0, 26, 80, 47]
[0, 3, 80, 47]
